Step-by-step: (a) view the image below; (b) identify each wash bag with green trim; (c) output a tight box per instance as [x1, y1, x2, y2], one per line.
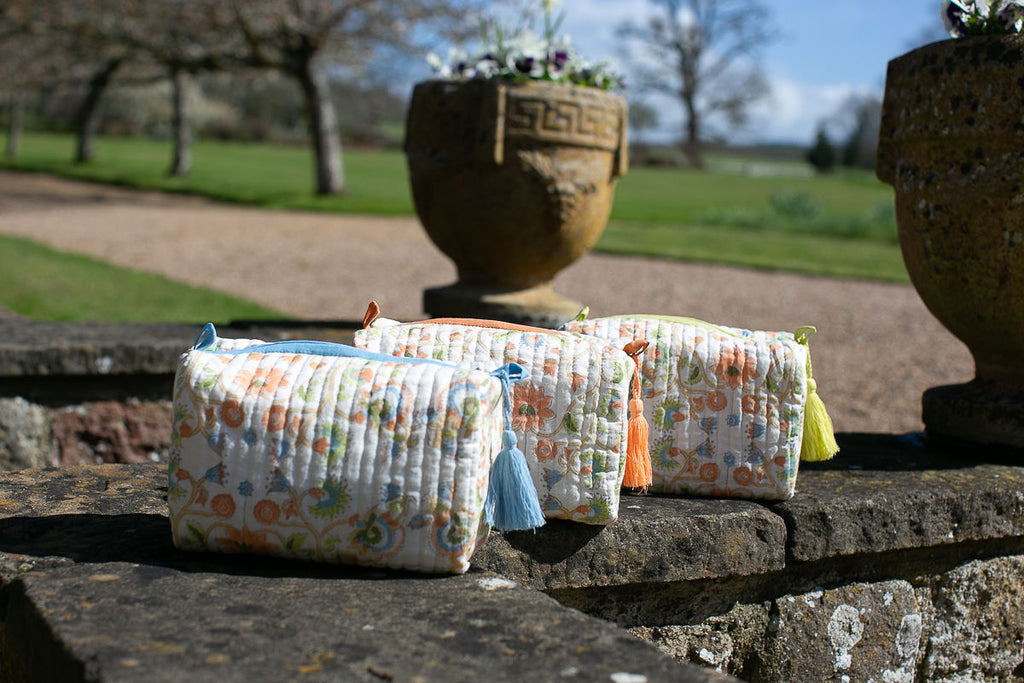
[562, 313, 838, 500]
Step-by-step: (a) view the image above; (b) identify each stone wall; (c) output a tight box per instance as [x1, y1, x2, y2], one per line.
[2, 320, 1023, 682]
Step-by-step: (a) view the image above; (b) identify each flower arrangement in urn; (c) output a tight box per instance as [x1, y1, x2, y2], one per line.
[406, 0, 629, 327]
[876, 1, 1024, 450]
[427, 0, 621, 89]
[941, 0, 1024, 34]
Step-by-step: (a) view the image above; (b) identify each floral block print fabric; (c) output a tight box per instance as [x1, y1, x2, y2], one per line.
[168, 326, 509, 574]
[563, 316, 810, 500]
[354, 323, 634, 524]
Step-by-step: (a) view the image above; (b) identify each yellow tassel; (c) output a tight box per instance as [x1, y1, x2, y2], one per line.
[622, 340, 652, 489]
[801, 378, 840, 462]
[623, 397, 652, 488]
[795, 326, 839, 462]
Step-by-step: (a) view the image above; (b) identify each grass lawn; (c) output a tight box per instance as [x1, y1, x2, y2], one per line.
[0, 234, 282, 322]
[0, 132, 907, 320]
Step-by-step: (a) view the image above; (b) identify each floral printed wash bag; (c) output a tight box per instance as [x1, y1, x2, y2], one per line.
[563, 313, 838, 501]
[353, 303, 652, 525]
[168, 324, 543, 575]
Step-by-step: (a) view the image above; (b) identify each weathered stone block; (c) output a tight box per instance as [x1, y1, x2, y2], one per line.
[474, 494, 787, 589]
[629, 603, 771, 678]
[0, 398, 52, 471]
[51, 400, 172, 466]
[757, 580, 922, 683]
[776, 435, 1024, 561]
[919, 556, 1024, 682]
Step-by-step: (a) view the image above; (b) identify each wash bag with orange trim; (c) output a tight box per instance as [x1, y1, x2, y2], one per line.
[353, 302, 651, 525]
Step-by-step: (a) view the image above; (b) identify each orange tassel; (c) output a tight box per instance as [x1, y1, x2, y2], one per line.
[622, 340, 652, 490]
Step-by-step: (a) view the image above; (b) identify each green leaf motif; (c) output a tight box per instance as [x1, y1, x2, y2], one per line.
[309, 477, 350, 520]
[562, 411, 580, 434]
[285, 533, 307, 551]
[187, 523, 205, 544]
[686, 363, 702, 385]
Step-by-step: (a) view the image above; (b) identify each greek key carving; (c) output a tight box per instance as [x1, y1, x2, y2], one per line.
[505, 95, 621, 151]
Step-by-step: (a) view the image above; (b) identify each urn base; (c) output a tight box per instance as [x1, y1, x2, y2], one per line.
[423, 282, 583, 329]
[922, 380, 1024, 455]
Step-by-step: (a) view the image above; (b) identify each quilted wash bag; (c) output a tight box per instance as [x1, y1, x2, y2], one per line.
[353, 303, 652, 525]
[563, 313, 838, 500]
[167, 324, 543, 575]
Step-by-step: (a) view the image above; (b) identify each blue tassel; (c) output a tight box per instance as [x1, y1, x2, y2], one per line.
[485, 363, 545, 532]
[487, 429, 546, 531]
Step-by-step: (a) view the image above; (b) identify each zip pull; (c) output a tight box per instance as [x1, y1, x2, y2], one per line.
[794, 326, 839, 462]
[484, 363, 545, 531]
[622, 340, 652, 490]
[192, 323, 217, 350]
[362, 301, 401, 328]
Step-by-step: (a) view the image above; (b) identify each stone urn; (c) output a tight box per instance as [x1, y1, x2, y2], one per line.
[877, 36, 1024, 450]
[404, 78, 628, 327]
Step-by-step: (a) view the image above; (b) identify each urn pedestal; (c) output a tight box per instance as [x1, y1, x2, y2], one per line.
[877, 36, 1024, 451]
[404, 79, 628, 327]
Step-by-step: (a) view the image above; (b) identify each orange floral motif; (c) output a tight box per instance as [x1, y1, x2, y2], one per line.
[240, 368, 289, 396]
[741, 395, 761, 415]
[221, 399, 244, 428]
[512, 382, 555, 432]
[178, 422, 194, 437]
[733, 467, 754, 487]
[217, 525, 276, 554]
[707, 391, 728, 411]
[253, 499, 281, 525]
[712, 347, 758, 388]
[210, 493, 235, 518]
[535, 439, 557, 462]
[699, 463, 719, 482]
[312, 438, 330, 455]
[264, 405, 287, 431]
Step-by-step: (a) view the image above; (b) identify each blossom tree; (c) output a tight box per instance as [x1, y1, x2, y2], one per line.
[617, 0, 774, 168]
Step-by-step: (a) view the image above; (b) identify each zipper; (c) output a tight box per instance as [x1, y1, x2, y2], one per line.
[361, 301, 575, 337]
[191, 323, 462, 368]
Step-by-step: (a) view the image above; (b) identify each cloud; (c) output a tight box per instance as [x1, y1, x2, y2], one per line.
[741, 78, 880, 145]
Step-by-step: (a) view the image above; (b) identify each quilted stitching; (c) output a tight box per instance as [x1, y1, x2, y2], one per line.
[354, 324, 633, 524]
[168, 331, 507, 574]
[565, 316, 809, 501]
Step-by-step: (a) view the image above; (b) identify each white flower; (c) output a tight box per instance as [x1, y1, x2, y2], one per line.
[424, 0, 621, 89]
[942, 0, 1024, 36]
[995, 0, 1024, 30]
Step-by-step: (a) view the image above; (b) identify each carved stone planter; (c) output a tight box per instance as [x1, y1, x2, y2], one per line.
[404, 79, 628, 326]
[877, 36, 1024, 450]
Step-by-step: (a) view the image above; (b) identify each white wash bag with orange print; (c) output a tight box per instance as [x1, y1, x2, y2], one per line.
[168, 324, 543, 575]
[353, 303, 652, 525]
[563, 314, 838, 501]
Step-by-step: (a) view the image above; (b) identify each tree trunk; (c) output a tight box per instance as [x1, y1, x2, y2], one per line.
[168, 67, 192, 177]
[75, 58, 123, 165]
[682, 95, 703, 169]
[296, 60, 344, 195]
[5, 96, 24, 159]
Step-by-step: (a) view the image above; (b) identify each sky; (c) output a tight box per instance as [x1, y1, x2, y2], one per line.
[547, 0, 948, 145]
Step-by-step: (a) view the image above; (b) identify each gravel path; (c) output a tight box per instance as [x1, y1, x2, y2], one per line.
[0, 169, 974, 435]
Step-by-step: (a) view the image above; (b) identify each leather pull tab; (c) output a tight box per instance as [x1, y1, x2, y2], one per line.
[362, 301, 381, 329]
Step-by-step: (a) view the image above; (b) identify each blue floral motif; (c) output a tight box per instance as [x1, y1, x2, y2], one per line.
[237, 480, 254, 497]
[205, 463, 226, 485]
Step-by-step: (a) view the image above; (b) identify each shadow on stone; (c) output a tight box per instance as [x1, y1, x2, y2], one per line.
[0, 513, 451, 583]
[499, 519, 605, 563]
[802, 432, 1024, 472]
